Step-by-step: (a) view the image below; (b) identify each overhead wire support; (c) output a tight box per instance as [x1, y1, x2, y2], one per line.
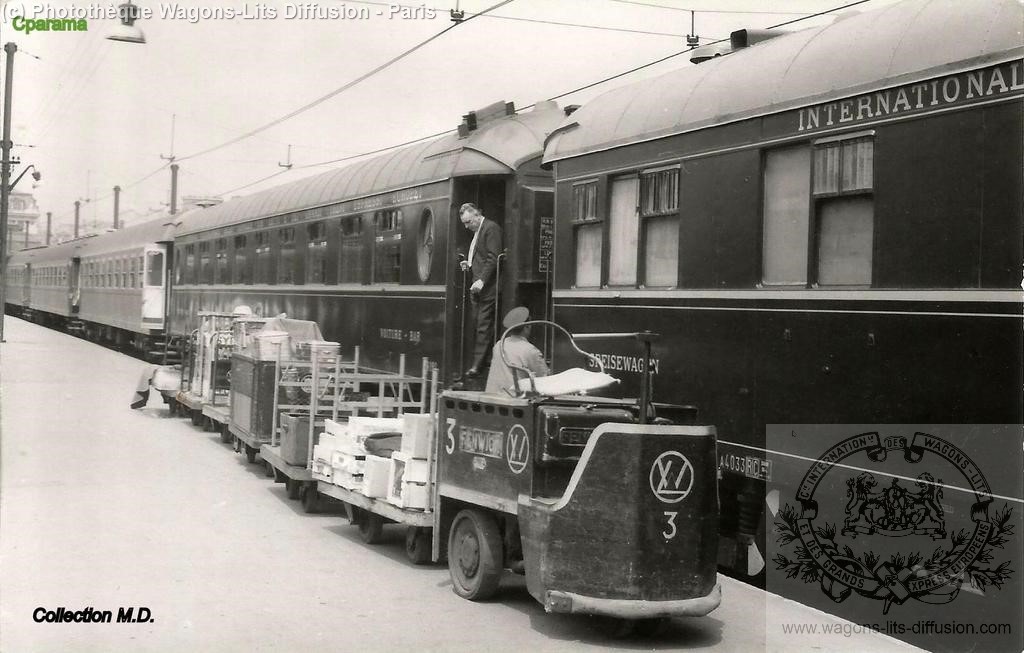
[179, 0, 874, 197]
[174, 0, 516, 165]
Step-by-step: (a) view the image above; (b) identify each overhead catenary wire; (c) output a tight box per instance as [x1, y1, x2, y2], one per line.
[222, 0, 880, 190]
[346, 0, 691, 37]
[37, 0, 879, 218]
[174, 0, 516, 164]
[607, 0, 826, 15]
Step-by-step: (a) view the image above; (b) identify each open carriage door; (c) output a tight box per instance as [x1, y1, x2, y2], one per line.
[445, 176, 507, 386]
[68, 258, 81, 315]
[142, 245, 167, 331]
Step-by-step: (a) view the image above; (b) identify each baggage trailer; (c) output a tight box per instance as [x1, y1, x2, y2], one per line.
[255, 344, 438, 514]
[174, 311, 235, 433]
[316, 482, 435, 564]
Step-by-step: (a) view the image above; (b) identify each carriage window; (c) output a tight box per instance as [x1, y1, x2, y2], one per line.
[373, 209, 402, 284]
[639, 167, 679, 217]
[233, 235, 250, 284]
[763, 146, 811, 285]
[608, 175, 639, 286]
[573, 181, 598, 220]
[818, 197, 873, 285]
[184, 245, 196, 285]
[254, 232, 271, 284]
[644, 217, 679, 287]
[277, 227, 295, 284]
[339, 216, 364, 283]
[572, 181, 601, 288]
[813, 135, 874, 285]
[416, 208, 433, 283]
[574, 224, 602, 288]
[215, 238, 228, 283]
[306, 221, 328, 284]
[640, 167, 680, 287]
[198, 242, 212, 284]
[146, 251, 164, 287]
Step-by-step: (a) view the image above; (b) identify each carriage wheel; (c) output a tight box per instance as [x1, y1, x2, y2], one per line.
[301, 486, 320, 514]
[448, 509, 502, 600]
[405, 527, 432, 565]
[358, 512, 385, 544]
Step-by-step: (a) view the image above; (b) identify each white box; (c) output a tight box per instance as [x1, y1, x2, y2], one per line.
[390, 451, 430, 484]
[331, 451, 365, 475]
[324, 418, 348, 437]
[401, 413, 433, 459]
[317, 434, 342, 454]
[312, 444, 331, 464]
[348, 416, 403, 441]
[311, 460, 333, 482]
[362, 455, 390, 498]
[397, 481, 430, 510]
[332, 468, 363, 491]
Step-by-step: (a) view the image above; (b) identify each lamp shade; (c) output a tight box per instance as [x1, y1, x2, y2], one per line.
[107, 22, 146, 44]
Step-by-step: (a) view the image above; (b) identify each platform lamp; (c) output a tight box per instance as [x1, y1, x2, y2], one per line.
[107, 1, 146, 44]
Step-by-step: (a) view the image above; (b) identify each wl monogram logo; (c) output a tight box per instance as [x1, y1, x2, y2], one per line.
[506, 424, 529, 475]
[650, 451, 695, 504]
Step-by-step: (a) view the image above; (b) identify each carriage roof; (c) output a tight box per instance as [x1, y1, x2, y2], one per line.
[175, 102, 564, 238]
[543, 0, 1023, 164]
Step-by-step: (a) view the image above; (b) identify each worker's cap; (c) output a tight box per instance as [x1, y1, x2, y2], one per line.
[503, 306, 530, 329]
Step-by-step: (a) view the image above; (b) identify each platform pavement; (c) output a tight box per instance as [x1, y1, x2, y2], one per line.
[0, 317, 925, 652]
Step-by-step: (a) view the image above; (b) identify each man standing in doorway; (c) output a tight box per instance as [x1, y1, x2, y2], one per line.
[459, 202, 502, 378]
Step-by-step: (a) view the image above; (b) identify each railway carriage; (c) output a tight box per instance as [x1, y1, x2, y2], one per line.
[542, 0, 1023, 610]
[170, 101, 565, 380]
[4, 217, 175, 353]
[5, 240, 80, 326]
[75, 217, 175, 349]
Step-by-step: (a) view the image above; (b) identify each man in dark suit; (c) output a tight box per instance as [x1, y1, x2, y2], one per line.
[459, 202, 502, 377]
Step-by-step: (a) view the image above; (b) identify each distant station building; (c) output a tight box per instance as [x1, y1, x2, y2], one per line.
[6, 191, 41, 251]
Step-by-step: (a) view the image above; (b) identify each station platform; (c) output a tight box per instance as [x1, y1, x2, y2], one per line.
[0, 317, 924, 652]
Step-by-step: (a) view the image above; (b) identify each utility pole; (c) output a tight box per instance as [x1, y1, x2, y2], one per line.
[113, 185, 121, 229]
[46, 211, 51, 245]
[74, 200, 80, 238]
[0, 42, 17, 343]
[169, 164, 179, 215]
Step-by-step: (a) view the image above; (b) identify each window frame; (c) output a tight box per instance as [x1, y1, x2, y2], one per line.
[810, 130, 876, 287]
[570, 179, 603, 289]
[637, 164, 681, 288]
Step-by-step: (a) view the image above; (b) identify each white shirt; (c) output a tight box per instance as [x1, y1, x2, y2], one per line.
[467, 227, 480, 269]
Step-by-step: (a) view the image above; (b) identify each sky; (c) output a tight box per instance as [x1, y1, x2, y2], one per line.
[1, 0, 898, 237]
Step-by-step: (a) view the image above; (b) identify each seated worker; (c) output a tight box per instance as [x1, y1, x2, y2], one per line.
[485, 307, 549, 394]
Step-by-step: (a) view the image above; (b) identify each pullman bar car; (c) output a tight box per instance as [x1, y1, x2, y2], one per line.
[543, 1, 1022, 649]
[169, 100, 563, 382]
[4, 217, 175, 355]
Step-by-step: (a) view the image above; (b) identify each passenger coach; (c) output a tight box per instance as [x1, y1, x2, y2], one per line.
[543, 0, 1022, 602]
[170, 101, 565, 380]
[5, 216, 174, 352]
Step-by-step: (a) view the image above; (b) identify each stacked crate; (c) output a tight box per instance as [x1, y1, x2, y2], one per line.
[386, 414, 434, 510]
[318, 417, 404, 492]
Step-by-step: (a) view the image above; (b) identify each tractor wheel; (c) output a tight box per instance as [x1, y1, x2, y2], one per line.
[447, 509, 502, 601]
